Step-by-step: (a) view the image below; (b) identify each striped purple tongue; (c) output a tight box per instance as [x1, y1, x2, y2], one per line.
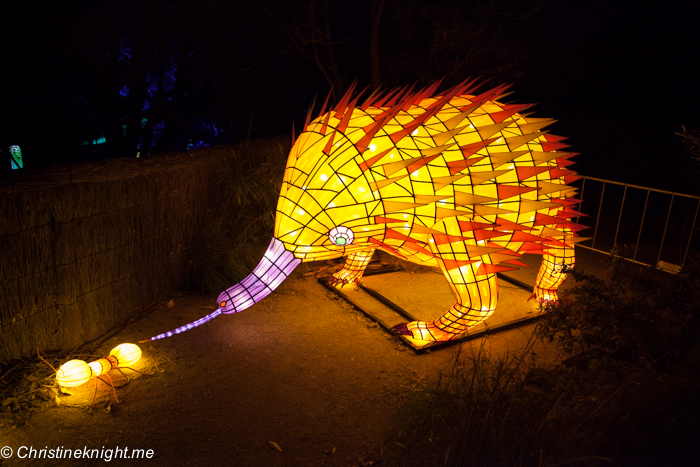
[144, 238, 300, 342]
[217, 238, 300, 313]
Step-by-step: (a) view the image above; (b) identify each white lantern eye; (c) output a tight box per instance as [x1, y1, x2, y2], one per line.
[328, 226, 354, 246]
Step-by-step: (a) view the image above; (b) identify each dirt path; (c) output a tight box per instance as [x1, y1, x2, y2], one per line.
[1, 259, 561, 466]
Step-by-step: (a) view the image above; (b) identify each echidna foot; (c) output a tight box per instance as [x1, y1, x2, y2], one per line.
[326, 270, 361, 288]
[530, 286, 559, 304]
[391, 320, 456, 342]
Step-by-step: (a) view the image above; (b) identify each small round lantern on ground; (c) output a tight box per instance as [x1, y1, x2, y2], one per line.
[55, 343, 143, 388]
[109, 343, 142, 368]
[56, 359, 92, 387]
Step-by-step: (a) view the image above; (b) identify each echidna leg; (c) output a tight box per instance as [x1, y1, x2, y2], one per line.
[533, 244, 575, 303]
[393, 261, 497, 342]
[327, 249, 376, 287]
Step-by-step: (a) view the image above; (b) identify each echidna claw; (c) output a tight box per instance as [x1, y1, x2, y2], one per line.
[326, 276, 354, 289]
[390, 322, 412, 336]
[531, 287, 559, 305]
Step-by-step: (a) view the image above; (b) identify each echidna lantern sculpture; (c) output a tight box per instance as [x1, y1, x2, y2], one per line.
[149, 80, 585, 343]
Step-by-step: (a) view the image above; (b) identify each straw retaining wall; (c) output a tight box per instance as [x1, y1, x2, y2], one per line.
[0, 147, 229, 364]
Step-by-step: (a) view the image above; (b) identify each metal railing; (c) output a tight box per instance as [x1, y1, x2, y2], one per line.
[573, 176, 700, 273]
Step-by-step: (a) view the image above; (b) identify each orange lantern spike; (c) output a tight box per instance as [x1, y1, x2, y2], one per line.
[336, 96, 359, 134]
[385, 83, 413, 107]
[490, 103, 532, 123]
[361, 87, 384, 110]
[334, 81, 357, 116]
[373, 86, 401, 108]
[318, 86, 332, 116]
[302, 93, 317, 133]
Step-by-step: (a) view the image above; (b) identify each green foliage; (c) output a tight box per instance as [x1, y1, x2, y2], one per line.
[536, 253, 700, 363]
[186, 139, 289, 295]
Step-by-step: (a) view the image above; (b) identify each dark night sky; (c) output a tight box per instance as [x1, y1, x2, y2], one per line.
[2, 0, 699, 192]
[515, 1, 700, 191]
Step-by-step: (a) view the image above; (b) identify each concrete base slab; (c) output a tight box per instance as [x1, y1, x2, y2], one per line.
[321, 268, 541, 352]
[318, 245, 611, 351]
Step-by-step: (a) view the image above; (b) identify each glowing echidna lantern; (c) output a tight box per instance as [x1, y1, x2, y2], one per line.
[56, 344, 142, 387]
[146, 80, 585, 343]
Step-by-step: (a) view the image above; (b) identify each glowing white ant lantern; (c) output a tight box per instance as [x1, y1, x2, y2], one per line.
[109, 343, 142, 367]
[56, 360, 93, 388]
[56, 343, 142, 388]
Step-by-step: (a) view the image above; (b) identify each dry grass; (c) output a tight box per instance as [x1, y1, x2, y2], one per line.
[386, 256, 700, 467]
[387, 338, 700, 467]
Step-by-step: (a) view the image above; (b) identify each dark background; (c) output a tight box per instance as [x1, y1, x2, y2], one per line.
[2, 0, 699, 192]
